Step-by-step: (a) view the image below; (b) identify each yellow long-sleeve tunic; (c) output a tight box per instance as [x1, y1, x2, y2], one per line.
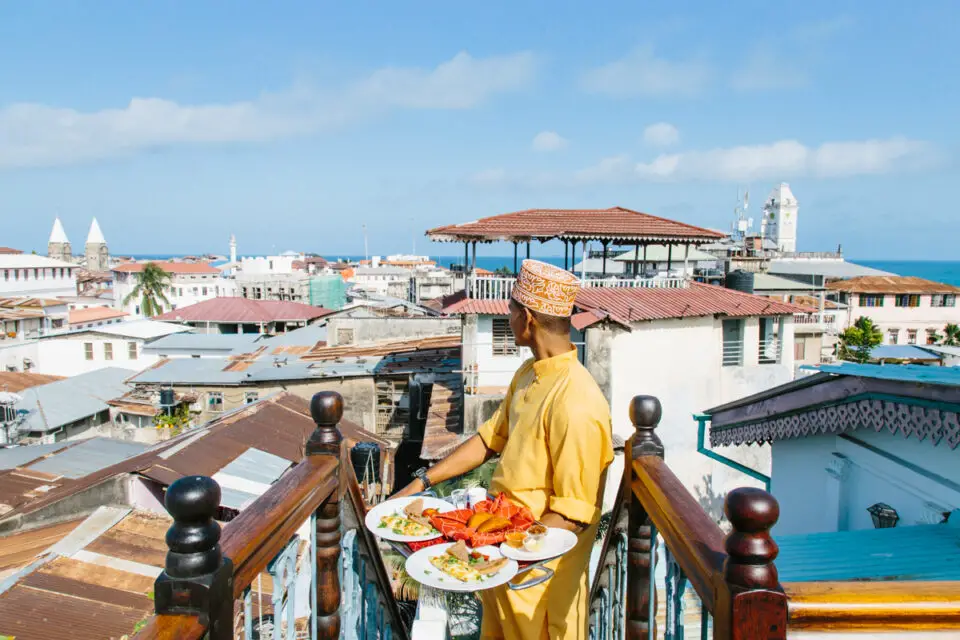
[477, 348, 614, 639]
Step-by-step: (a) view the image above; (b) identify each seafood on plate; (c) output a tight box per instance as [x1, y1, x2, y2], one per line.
[428, 493, 535, 547]
[428, 541, 509, 583]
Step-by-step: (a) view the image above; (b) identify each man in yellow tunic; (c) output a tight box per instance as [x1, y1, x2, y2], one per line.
[396, 259, 614, 639]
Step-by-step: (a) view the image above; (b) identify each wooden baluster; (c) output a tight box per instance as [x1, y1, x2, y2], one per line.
[627, 395, 664, 640]
[154, 475, 234, 639]
[308, 391, 344, 639]
[721, 487, 787, 640]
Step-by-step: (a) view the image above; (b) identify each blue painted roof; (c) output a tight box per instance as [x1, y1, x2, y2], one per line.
[23, 437, 146, 479]
[16, 367, 136, 433]
[143, 332, 262, 353]
[777, 521, 960, 582]
[869, 344, 942, 361]
[801, 362, 960, 387]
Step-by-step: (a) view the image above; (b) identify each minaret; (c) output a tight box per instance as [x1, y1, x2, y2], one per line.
[763, 183, 799, 253]
[48, 217, 72, 262]
[84, 218, 110, 272]
[230, 234, 237, 264]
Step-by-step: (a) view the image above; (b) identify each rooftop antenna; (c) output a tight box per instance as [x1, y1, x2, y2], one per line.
[363, 224, 369, 262]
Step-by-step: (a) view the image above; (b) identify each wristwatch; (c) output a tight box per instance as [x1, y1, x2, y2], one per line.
[414, 467, 432, 490]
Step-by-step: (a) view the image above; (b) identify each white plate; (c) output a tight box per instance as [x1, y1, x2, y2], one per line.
[499, 528, 578, 562]
[405, 542, 519, 592]
[364, 496, 454, 543]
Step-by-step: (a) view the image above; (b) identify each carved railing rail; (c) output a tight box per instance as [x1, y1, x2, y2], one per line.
[132, 391, 409, 640]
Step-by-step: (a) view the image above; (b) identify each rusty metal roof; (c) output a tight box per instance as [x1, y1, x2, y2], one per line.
[0, 371, 64, 393]
[68, 306, 129, 325]
[420, 374, 465, 461]
[426, 207, 726, 244]
[442, 298, 511, 315]
[0, 518, 83, 574]
[302, 334, 460, 361]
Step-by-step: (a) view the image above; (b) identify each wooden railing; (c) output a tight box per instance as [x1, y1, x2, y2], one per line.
[590, 394, 960, 639]
[132, 391, 409, 640]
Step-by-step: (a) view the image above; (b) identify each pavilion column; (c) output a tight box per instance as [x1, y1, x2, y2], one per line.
[513, 241, 518, 274]
[683, 244, 690, 279]
[633, 242, 640, 277]
[570, 241, 577, 274]
[667, 244, 673, 276]
[563, 241, 569, 270]
[526, 241, 531, 260]
[580, 241, 587, 281]
[471, 242, 477, 272]
[601, 240, 610, 277]
[642, 244, 648, 278]
[464, 242, 470, 294]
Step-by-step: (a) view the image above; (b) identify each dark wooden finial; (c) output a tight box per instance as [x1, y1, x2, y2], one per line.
[307, 391, 344, 457]
[723, 487, 780, 591]
[155, 476, 234, 635]
[629, 395, 664, 458]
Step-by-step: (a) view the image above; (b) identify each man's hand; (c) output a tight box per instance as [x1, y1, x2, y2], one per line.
[539, 511, 586, 534]
[392, 478, 425, 499]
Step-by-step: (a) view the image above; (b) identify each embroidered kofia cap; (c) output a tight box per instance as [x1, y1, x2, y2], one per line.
[511, 259, 580, 317]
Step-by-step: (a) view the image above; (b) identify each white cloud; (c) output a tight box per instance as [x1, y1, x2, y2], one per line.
[0, 51, 538, 169]
[469, 137, 938, 188]
[580, 46, 709, 97]
[731, 46, 809, 91]
[642, 122, 680, 147]
[531, 131, 568, 152]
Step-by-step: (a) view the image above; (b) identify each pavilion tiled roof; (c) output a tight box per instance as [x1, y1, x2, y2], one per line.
[155, 298, 332, 323]
[442, 298, 511, 315]
[112, 261, 221, 274]
[826, 276, 960, 295]
[426, 207, 725, 244]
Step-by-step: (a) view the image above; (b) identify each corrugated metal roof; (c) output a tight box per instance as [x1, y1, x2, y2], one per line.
[67, 307, 128, 325]
[27, 438, 147, 479]
[801, 362, 960, 387]
[302, 334, 460, 361]
[0, 372, 64, 394]
[442, 298, 510, 315]
[0, 518, 83, 573]
[155, 297, 332, 323]
[575, 282, 807, 325]
[16, 368, 136, 433]
[777, 521, 960, 582]
[753, 272, 826, 292]
[767, 259, 893, 280]
[141, 332, 262, 353]
[612, 244, 718, 263]
[869, 345, 943, 362]
[426, 207, 726, 243]
[260, 322, 328, 348]
[0, 442, 73, 470]
[213, 448, 293, 510]
[827, 275, 960, 294]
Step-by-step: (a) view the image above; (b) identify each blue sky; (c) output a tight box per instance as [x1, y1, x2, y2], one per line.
[2, 1, 957, 259]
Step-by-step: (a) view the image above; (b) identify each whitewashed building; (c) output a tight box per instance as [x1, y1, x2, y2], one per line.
[762, 182, 800, 253]
[0, 255, 78, 298]
[827, 276, 960, 345]
[113, 261, 236, 318]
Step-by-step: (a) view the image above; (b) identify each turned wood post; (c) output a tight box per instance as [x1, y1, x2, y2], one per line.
[722, 487, 787, 640]
[308, 391, 344, 639]
[154, 475, 234, 639]
[626, 395, 664, 640]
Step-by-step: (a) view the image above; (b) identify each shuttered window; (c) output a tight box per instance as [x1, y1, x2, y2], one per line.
[492, 318, 518, 356]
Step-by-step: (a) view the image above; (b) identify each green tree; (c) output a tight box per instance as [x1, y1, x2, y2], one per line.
[931, 323, 960, 347]
[494, 266, 513, 276]
[123, 262, 172, 317]
[838, 316, 884, 363]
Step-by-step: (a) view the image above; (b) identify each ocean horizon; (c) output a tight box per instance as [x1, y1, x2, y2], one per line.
[124, 254, 960, 288]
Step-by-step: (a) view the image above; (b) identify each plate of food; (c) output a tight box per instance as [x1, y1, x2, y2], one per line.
[405, 541, 519, 592]
[499, 525, 578, 563]
[365, 496, 455, 542]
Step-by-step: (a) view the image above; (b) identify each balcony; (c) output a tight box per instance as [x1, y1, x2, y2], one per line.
[467, 274, 688, 300]
[131, 392, 960, 639]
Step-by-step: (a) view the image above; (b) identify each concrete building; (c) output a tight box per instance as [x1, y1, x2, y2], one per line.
[827, 276, 960, 346]
[47, 217, 72, 262]
[0, 255, 78, 298]
[84, 218, 110, 272]
[0, 298, 70, 344]
[348, 266, 413, 299]
[0, 320, 190, 377]
[707, 363, 960, 536]
[113, 261, 236, 318]
[762, 182, 799, 253]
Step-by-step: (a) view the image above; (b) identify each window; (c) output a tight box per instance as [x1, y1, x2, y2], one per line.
[208, 392, 224, 412]
[491, 318, 518, 356]
[907, 329, 918, 345]
[722, 319, 745, 366]
[337, 328, 355, 345]
[758, 317, 782, 364]
[793, 337, 806, 361]
[3, 270, 8, 281]
[192, 287, 198, 295]
[33, 269, 39, 279]
[22, 269, 28, 281]
[888, 329, 899, 345]
[202, 287, 208, 296]
[128, 341, 138, 359]
[859, 294, 884, 307]
[895, 294, 920, 308]
[51, 318, 64, 329]
[932, 294, 957, 307]
[104, 343, 113, 360]
[244, 391, 259, 404]
[84, 343, 94, 360]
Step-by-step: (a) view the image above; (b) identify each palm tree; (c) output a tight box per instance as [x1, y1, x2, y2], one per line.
[123, 262, 172, 317]
[940, 323, 960, 347]
[838, 316, 883, 363]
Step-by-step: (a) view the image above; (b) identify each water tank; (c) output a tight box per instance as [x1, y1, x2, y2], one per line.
[725, 269, 755, 294]
[159, 388, 175, 407]
[351, 442, 381, 484]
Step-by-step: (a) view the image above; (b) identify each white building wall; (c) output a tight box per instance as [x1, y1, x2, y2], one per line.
[0, 267, 77, 298]
[115, 272, 236, 318]
[841, 294, 960, 344]
[473, 315, 531, 389]
[0, 335, 161, 376]
[240, 255, 299, 275]
[772, 429, 960, 536]
[605, 315, 795, 517]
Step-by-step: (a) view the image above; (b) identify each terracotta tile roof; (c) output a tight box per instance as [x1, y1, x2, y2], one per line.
[0, 297, 65, 309]
[68, 306, 129, 325]
[426, 207, 726, 243]
[0, 247, 22, 254]
[112, 261, 221, 274]
[442, 298, 511, 315]
[826, 276, 960, 295]
[155, 298, 332, 323]
[302, 334, 460, 361]
[0, 371, 64, 393]
[575, 283, 808, 326]
[774, 294, 842, 310]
